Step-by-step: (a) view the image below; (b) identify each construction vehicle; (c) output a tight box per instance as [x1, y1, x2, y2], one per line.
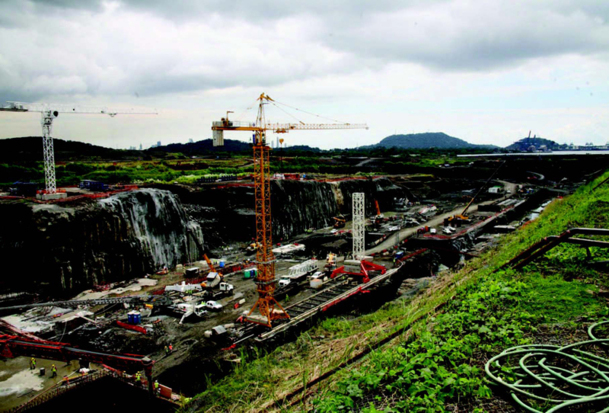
[0, 102, 155, 198]
[205, 300, 223, 311]
[330, 260, 386, 284]
[203, 254, 220, 275]
[211, 93, 367, 327]
[374, 200, 384, 219]
[201, 272, 222, 289]
[417, 226, 430, 235]
[333, 215, 346, 228]
[246, 242, 262, 252]
[447, 161, 506, 223]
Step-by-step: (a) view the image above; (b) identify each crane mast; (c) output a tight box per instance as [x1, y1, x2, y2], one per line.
[212, 93, 367, 327]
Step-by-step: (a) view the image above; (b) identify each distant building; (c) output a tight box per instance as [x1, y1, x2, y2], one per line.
[189, 138, 194, 143]
[139, 143, 143, 150]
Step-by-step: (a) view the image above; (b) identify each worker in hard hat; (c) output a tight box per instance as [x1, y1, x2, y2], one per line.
[30, 357, 36, 370]
[154, 380, 160, 395]
[50, 364, 57, 378]
[135, 371, 141, 387]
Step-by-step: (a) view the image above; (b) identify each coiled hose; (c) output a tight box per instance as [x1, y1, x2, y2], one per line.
[485, 321, 609, 412]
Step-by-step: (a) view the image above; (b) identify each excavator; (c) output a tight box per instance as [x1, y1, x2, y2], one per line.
[203, 253, 219, 275]
[332, 214, 346, 228]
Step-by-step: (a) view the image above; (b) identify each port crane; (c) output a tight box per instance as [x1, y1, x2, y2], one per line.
[212, 93, 367, 327]
[0, 101, 156, 198]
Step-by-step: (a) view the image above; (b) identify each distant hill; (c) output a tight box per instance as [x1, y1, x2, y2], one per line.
[149, 138, 251, 155]
[0, 137, 139, 162]
[151, 139, 324, 155]
[282, 145, 322, 153]
[506, 137, 567, 151]
[370, 132, 494, 149]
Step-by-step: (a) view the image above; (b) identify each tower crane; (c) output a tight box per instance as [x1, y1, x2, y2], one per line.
[0, 101, 156, 199]
[212, 93, 367, 327]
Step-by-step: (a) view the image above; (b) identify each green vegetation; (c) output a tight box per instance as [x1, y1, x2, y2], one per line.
[185, 170, 609, 412]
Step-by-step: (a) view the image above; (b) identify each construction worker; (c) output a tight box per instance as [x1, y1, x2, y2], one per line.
[164, 345, 169, 356]
[135, 372, 141, 387]
[50, 364, 57, 378]
[30, 357, 36, 370]
[168, 343, 173, 353]
[154, 380, 160, 395]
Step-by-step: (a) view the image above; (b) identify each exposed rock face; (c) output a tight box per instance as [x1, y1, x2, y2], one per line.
[0, 189, 203, 295]
[167, 177, 408, 248]
[0, 179, 407, 294]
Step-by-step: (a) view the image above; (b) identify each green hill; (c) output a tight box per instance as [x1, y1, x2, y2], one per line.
[0, 137, 140, 162]
[149, 138, 252, 155]
[373, 132, 494, 149]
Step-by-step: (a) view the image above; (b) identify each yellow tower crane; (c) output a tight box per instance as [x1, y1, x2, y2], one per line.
[212, 93, 367, 327]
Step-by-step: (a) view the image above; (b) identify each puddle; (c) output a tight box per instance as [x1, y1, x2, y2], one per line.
[0, 369, 44, 397]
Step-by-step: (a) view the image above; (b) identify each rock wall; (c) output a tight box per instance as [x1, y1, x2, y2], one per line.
[0, 189, 203, 295]
[161, 177, 408, 248]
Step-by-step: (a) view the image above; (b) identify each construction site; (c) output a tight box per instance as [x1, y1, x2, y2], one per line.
[0, 96, 607, 412]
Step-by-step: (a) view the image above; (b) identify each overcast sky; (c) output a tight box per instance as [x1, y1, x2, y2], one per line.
[0, 0, 607, 150]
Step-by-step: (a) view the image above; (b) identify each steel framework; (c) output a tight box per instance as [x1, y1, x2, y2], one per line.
[41, 111, 58, 193]
[211, 94, 367, 327]
[352, 192, 365, 259]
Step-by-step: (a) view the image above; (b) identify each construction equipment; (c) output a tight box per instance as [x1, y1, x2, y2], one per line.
[203, 254, 219, 274]
[330, 260, 386, 284]
[0, 101, 156, 197]
[212, 93, 367, 327]
[448, 161, 506, 223]
[374, 200, 384, 219]
[332, 215, 346, 228]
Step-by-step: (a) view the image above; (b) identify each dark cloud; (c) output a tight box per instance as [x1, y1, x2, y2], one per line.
[0, 0, 608, 102]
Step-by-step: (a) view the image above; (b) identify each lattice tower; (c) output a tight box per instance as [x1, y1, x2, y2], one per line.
[352, 192, 365, 259]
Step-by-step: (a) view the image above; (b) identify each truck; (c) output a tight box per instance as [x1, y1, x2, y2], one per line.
[278, 276, 292, 288]
[206, 300, 223, 311]
[201, 272, 221, 288]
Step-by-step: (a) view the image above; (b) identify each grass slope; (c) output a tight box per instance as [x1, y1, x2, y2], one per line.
[184, 171, 609, 412]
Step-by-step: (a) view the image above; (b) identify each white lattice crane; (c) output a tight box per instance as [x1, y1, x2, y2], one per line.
[0, 101, 156, 198]
[212, 93, 368, 327]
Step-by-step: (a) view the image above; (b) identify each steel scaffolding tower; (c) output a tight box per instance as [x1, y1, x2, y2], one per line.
[41, 110, 58, 194]
[352, 192, 365, 259]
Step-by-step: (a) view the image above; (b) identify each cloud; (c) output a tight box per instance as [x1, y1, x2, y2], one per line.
[1, 0, 608, 102]
[0, 0, 607, 148]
